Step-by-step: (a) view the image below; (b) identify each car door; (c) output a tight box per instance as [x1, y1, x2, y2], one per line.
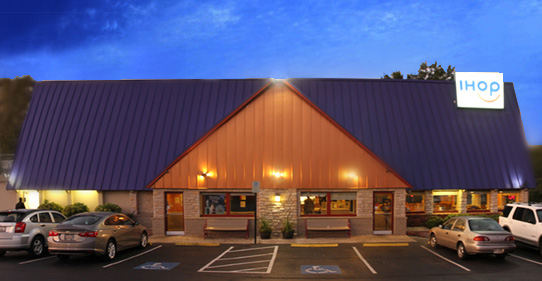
[37, 212, 55, 237]
[450, 218, 466, 247]
[518, 208, 538, 245]
[438, 218, 457, 248]
[118, 215, 139, 247]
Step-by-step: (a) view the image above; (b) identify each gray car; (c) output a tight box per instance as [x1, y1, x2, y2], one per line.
[48, 212, 148, 260]
[0, 209, 67, 257]
[429, 216, 516, 259]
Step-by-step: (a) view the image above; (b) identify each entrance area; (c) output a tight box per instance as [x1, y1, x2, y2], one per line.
[165, 192, 184, 235]
[373, 192, 393, 234]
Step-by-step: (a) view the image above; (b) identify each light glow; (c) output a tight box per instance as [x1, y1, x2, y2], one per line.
[275, 194, 281, 202]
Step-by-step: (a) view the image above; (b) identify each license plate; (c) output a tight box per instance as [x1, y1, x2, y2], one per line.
[0, 226, 5, 232]
[64, 234, 74, 240]
[493, 249, 505, 254]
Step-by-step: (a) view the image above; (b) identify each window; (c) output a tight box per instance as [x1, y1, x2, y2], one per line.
[502, 206, 513, 217]
[201, 193, 255, 216]
[39, 213, 52, 223]
[433, 191, 458, 212]
[452, 219, 465, 231]
[466, 191, 489, 211]
[300, 192, 356, 216]
[406, 192, 424, 212]
[498, 192, 520, 210]
[29, 215, 38, 223]
[523, 209, 536, 224]
[442, 218, 456, 230]
[512, 207, 525, 220]
[52, 213, 66, 223]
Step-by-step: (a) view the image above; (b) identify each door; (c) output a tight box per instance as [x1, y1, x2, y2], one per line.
[166, 193, 184, 235]
[373, 192, 393, 234]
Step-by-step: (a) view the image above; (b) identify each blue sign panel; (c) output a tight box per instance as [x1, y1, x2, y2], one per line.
[301, 265, 341, 274]
[135, 262, 180, 271]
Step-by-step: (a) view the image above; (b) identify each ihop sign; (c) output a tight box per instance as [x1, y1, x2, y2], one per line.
[455, 72, 504, 109]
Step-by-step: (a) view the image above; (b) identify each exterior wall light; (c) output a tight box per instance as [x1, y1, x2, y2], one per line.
[272, 171, 285, 178]
[199, 171, 211, 180]
[275, 194, 281, 202]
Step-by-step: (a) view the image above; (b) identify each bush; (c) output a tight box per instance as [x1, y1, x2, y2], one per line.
[63, 202, 89, 217]
[95, 203, 122, 213]
[37, 200, 63, 212]
[425, 216, 445, 228]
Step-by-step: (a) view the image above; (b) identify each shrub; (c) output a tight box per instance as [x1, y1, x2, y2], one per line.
[37, 200, 63, 212]
[63, 202, 89, 217]
[95, 203, 122, 213]
[259, 217, 273, 233]
[425, 216, 445, 228]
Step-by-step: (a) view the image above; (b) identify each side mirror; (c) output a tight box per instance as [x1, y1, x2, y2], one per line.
[438, 225, 443, 229]
[134, 221, 140, 226]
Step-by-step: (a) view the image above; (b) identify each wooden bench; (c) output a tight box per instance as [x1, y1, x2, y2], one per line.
[204, 218, 249, 239]
[305, 218, 351, 238]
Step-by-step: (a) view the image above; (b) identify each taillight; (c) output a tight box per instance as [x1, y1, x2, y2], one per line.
[505, 236, 515, 241]
[15, 222, 26, 233]
[48, 231, 59, 237]
[473, 236, 490, 241]
[78, 231, 98, 237]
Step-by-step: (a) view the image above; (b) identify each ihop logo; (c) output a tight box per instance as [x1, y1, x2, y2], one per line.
[455, 72, 504, 109]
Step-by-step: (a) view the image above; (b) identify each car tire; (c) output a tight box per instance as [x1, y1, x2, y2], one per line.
[539, 240, 542, 257]
[495, 253, 507, 259]
[139, 232, 148, 249]
[0, 250, 6, 257]
[29, 236, 45, 257]
[429, 234, 439, 248]
[103, 239, 117, 261]
[457, 242, 468, 260]
[57, 254, 70, 260]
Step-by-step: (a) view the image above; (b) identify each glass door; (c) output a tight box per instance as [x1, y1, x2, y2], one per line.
[373, 192, 393, 234]
[166, 193, 184, 235]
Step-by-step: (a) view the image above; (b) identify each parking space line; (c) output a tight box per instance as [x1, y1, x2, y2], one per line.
[229, 246, 276, 253]
[19, 256, 56, 265]
[198, 245, 278, 274]
[353, 246, 377, 274]
[206, 259, 271, 269]
[198, 246, 234, 272]
[509, 254, 542, 266]
[233, 266, 269, 272]
[102, 245, 163, 269]
[267, 245, 278, 274]
[220, 253, 273, 261]
[420, 246, 471, 272]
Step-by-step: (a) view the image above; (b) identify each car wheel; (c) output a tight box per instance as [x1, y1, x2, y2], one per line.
[495, 253, 507, 259]
[429, 234, 439, 248]
[29, 236, 45, 257]
[139, 232, 148, 249]
[539, 240, 542, 257]
[57, 254, 70, 260]
[0, 250, 6, 257]
[457, 242, 468, 260]
[103, 240, 117, 261]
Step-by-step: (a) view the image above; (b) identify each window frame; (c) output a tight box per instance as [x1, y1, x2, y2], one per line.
[300, 192, 357, 217]
[200, 192, 256, 217]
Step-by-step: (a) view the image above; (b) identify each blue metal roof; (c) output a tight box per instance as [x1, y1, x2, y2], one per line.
[8, 79, 271, 190]
[287, 78, 535, 190]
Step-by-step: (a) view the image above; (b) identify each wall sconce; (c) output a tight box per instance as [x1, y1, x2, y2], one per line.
[272, 171, 285, 178]
[198, 171, 210, 180]
[275, 194, 281, 202]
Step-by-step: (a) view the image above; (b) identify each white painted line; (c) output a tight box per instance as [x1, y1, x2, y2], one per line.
[102, 245, 163, 269]
[219, 253, 273, 261]
[198, 246, 234, 272]
[353, 246, 377, 275]
[229, 246, 277, 253]
[206, 259, 271, 269]
[510, 254, 542, 266]
[421, 246, 471, 272]
[19, 256, 56, 265]
[232, 266, 269, 272]
[202, 269, 268, 274]
[267, 246, 279, 274]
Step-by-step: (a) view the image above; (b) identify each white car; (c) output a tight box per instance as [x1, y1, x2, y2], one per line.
[499, 202, 542, 256]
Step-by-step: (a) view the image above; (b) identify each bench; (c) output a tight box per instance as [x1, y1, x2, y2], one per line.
[305, 218, 351, 238]
[204, 218, 249, 239]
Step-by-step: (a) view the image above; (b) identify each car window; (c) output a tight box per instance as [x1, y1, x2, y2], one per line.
[442, 219, 456, 230]
[29, 214, 38, 223]
[537, 210, 542, 223]
[469, 219, 503, 231]
[523, 209, 536, 224]
[502, 206, 513, 217]
[39, 213, 52, 223]
[452, 219, 466, 231]
[52, 213, 66, 223]
[0, 212, 22, 222]
[118, 215, 134, 226]
[513, 207, 525, 221]
[105, 215, 121, 226]
[63, 215, 101, 226]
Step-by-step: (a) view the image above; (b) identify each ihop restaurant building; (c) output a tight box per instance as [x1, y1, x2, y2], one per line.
[6, 74, 535, 237]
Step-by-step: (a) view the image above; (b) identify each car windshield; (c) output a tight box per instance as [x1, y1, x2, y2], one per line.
[0, 212, 24, 222]
[62, 215, 101, 226]
[468, 219, 503, 231]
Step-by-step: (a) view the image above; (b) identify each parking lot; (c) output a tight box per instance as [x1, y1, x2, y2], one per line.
[1, 236, 542, 280]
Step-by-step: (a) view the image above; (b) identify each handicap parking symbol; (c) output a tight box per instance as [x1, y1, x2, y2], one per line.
[301, 265, 342, 274]
[135, 262, 180, 270]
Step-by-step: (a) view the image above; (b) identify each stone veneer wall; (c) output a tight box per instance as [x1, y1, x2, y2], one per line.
[258, 188, 298, 238]
[490, 190, 499, 213]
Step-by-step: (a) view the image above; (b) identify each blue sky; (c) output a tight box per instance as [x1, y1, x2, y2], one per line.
[1, 0, 541, 145]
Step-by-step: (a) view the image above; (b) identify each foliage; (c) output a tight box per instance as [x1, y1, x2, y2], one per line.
[63, 202, 89, 217]
[529, 146, 542, 202]
[382, 61, 455, 81]
[37, 200, 63, 212]
[259, 217, 273, 233]
[425, 216, 445, 228]
[0, 76, 35, 154]
[425, 213, 501, 228]
[95, 203, 122, 213]
[281, 213, 295, 233]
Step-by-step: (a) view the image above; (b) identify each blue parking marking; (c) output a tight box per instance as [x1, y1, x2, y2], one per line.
[301, 265, 341, 274]
[134, 262, 179, 270]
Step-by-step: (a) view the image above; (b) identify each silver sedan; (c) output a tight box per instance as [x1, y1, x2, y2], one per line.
[48, 212, 148, 260]
[429, 216, 515, 259]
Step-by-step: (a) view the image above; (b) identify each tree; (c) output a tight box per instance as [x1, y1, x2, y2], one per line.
[0, 76, 35, 154]
[382, 61, 455, 81]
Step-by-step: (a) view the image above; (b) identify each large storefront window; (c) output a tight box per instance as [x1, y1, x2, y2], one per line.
[201, 193, 255, 216]
[433, 191, 458, 212]
[406, 192, 424, 212]
[498, 191, 520, 210]
[300, 192, 356, 216]
[467, 191, 489, 212]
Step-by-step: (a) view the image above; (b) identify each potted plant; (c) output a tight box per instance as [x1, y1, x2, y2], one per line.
[259, 217, 273, 239]
[281, 214, 295, 239]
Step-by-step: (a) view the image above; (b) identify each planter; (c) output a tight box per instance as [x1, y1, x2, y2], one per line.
[260, 230, 272, 239]
[282, 230, 295, 239]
